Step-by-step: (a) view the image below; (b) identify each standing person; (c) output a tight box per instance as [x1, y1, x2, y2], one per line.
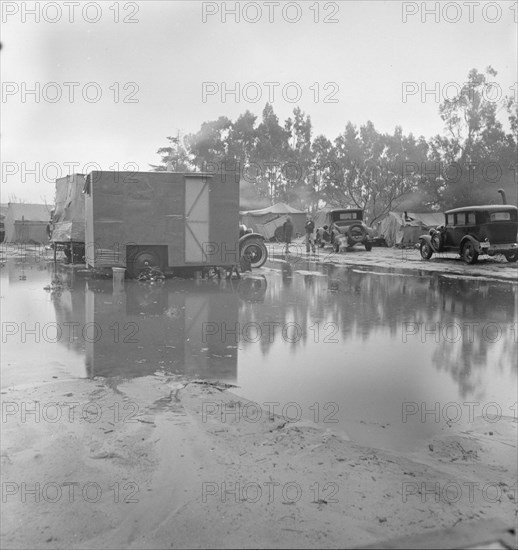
[283, 216, 294, 254]
[305, 215, 316, 253]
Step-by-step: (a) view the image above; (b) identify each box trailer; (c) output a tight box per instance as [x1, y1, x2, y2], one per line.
[84, 171, 241, 276]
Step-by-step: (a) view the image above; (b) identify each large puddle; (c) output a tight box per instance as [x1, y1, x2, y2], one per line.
[1, 256, 516, 452]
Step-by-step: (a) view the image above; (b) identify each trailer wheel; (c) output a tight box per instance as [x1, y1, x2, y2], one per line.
[128, 249, 162, 278]
[240, 239, 268, 269]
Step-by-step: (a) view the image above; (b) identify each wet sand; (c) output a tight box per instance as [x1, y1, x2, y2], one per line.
[1, 374, 516, 549]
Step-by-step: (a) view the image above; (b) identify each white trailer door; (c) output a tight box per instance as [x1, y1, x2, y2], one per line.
[184, 177, 209, 264]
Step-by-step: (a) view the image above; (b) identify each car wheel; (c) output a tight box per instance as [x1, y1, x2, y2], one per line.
[420, 240, 433, 260]
[431, 230, 443, 251]
[240, 238, 268, 268]
[504, 251, 518, 262]
[462, 241, 478, 264]
[365, 242, 372, 251]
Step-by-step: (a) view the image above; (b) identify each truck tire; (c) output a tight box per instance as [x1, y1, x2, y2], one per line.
[240, 239, 268, 269]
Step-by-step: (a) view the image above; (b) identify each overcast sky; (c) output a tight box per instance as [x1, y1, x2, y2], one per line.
[1, 0, 516, 204]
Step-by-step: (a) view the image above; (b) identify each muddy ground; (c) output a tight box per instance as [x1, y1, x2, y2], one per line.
[267, 240, 518, 283]
[1, 374, 517, 549]
[1, 244, 517, 548]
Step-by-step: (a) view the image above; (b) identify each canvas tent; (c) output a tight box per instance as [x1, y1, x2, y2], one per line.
[379, 211, 444, 247]
[3, 203, 51, 244]
[51, 174, 86, 243]
[313, 207, 331, 230]
[240, 202, 306, 240]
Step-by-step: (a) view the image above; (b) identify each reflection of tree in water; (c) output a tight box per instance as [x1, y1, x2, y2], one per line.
[427, 280, 516, 398]
[324, 267, 435, 345]
[240, 266, 421, 353]
[238, 265, 516, 397]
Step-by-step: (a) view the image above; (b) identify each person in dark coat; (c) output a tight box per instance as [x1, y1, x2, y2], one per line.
[283, 216, 294, 254]
[305, 215, 316, 253]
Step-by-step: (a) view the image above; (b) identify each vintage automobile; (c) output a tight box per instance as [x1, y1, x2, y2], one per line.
[239, 224, 268, 268]
[315, 209, 374, 252]
[419, 201, 518, 264]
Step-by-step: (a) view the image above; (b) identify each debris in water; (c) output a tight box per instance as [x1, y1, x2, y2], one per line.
[136, 266, 165, 283]
[188, 380, 239, 390]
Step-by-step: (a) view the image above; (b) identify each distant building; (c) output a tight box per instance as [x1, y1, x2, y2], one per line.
[3, 203, 51, 244]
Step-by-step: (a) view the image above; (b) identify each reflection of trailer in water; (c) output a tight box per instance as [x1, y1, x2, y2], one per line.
[84, 279, 239, 381]
[84, 171, 240, 277]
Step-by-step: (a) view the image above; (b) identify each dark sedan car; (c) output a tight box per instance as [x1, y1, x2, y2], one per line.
[315, 209, 374, 252]
[419, 204, 518, 264]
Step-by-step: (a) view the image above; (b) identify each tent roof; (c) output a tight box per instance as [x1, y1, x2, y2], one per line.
[389, 211, 444, 227]
[240, 202, 306, 216]
[6, 203, 51, 222]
